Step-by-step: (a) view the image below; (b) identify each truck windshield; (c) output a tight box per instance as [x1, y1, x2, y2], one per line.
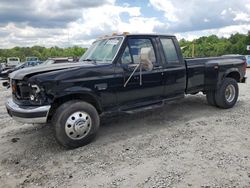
[80, 37, 123, 63]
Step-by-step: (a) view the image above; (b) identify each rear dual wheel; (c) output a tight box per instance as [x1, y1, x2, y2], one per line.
[206, 90, 217, 106]
[206, 78, 238, 109]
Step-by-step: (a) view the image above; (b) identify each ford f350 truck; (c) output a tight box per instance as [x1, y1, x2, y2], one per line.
[6, 34, 247, 148]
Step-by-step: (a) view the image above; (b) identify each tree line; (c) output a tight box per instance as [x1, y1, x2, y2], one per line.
[0, 46, 87, 62]
[0, 32, 249, 63]
[179, 31, 250, 58]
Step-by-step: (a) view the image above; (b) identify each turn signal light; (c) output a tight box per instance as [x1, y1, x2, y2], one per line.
[243, 60, 247, 74]
[12, 83, 16, 93]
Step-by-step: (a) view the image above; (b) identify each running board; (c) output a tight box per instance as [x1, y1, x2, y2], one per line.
[102, 95, 185, 116]
[122, 102, 164, 114]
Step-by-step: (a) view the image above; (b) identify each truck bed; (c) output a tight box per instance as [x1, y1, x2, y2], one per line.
[185, 55, 246, 94]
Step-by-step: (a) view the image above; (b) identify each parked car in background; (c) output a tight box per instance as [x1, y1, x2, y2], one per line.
[26, 57, 39, 62]
[25, 60, 43, 67]
[1, 57, 74, 81]
[246, 55, 250, 67]
[0, 61, 43, 79]
[0, 63, 2, 73]
[0, 67, 17, 79]
[41, 57, 74, 66]
[6, 57, 20, 67]
[0, 63, 6, 69]
[25, 56, 42, 65]
[0, 63, 13, 79]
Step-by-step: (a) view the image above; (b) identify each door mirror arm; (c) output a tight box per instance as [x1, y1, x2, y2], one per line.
[123, 47, 152, 87]
[121, 63, 137, 71]
[123, 63, 141, 87]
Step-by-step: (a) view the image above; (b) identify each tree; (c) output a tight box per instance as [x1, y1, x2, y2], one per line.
[179, 32, 249, 58]
[0, 46, 87, 62]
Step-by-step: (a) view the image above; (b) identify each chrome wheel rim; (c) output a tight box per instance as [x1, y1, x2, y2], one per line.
[225, 84, 235, 103]
[65, 111, 92, 140]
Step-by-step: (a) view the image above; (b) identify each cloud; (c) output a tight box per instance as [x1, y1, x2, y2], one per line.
[148, 0, 179, 22]
[0, 0, 115, 28]
[57, 0, 115, 9]
[175, 24, 250, 41]
[149, 0, 250, 33]
[0, 1, 162, 48]
[0, 0, 249, 48]
[0, 23, 69, 48]
[233, 12, 250, 22]
[67, 4, 162, 45]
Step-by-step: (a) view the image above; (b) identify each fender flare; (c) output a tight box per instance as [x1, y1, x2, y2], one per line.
[50, 86, 102, 113]
[218, 68, 240, 86]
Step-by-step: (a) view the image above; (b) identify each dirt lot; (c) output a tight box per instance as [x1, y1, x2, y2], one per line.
[0, 70, 249, 188]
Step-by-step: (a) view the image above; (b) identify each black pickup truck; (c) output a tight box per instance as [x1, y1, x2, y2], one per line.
[6, 34, 247, 148]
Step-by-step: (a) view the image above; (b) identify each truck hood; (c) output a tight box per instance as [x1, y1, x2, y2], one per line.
[9, 62, 94, 80]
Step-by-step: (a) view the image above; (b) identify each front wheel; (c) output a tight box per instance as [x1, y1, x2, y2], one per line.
[215, 78, 239, 109]
[52, 100, 100, 149]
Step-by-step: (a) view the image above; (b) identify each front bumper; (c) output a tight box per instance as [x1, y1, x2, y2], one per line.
[5, 98, 51, 124]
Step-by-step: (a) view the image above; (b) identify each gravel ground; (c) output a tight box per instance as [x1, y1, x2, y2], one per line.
[0, 70, 249, 188]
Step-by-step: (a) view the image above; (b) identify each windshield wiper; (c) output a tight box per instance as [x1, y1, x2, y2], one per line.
[82, 59, 97, 64]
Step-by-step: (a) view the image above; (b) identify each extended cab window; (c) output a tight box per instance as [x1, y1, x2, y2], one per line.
[121, 38, 156, 66]
[160, 38, 179, 63]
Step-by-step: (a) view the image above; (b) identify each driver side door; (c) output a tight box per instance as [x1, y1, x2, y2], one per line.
[114, 37, 165, 107]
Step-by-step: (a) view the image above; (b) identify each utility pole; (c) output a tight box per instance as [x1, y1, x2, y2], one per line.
[192, 42, 195, 57]
[68, 29, 70, 48]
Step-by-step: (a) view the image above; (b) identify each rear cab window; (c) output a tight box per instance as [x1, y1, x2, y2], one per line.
[160, 38, 179, 64]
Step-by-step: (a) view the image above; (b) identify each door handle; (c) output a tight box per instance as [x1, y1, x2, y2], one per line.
[154, 65, 163, 69]
[153, 66, 163, 69]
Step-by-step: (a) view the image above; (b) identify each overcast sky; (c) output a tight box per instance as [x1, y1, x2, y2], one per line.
[0, 0, 250, 48]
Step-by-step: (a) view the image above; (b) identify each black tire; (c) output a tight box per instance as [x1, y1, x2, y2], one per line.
[215, 78, 239, 109]
[206, 90, 217, 106]
[52, 100, 100, 149]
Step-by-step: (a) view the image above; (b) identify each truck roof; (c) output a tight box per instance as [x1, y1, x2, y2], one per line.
[124, 33, 175, 37]
[100, 33, 176, 39]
